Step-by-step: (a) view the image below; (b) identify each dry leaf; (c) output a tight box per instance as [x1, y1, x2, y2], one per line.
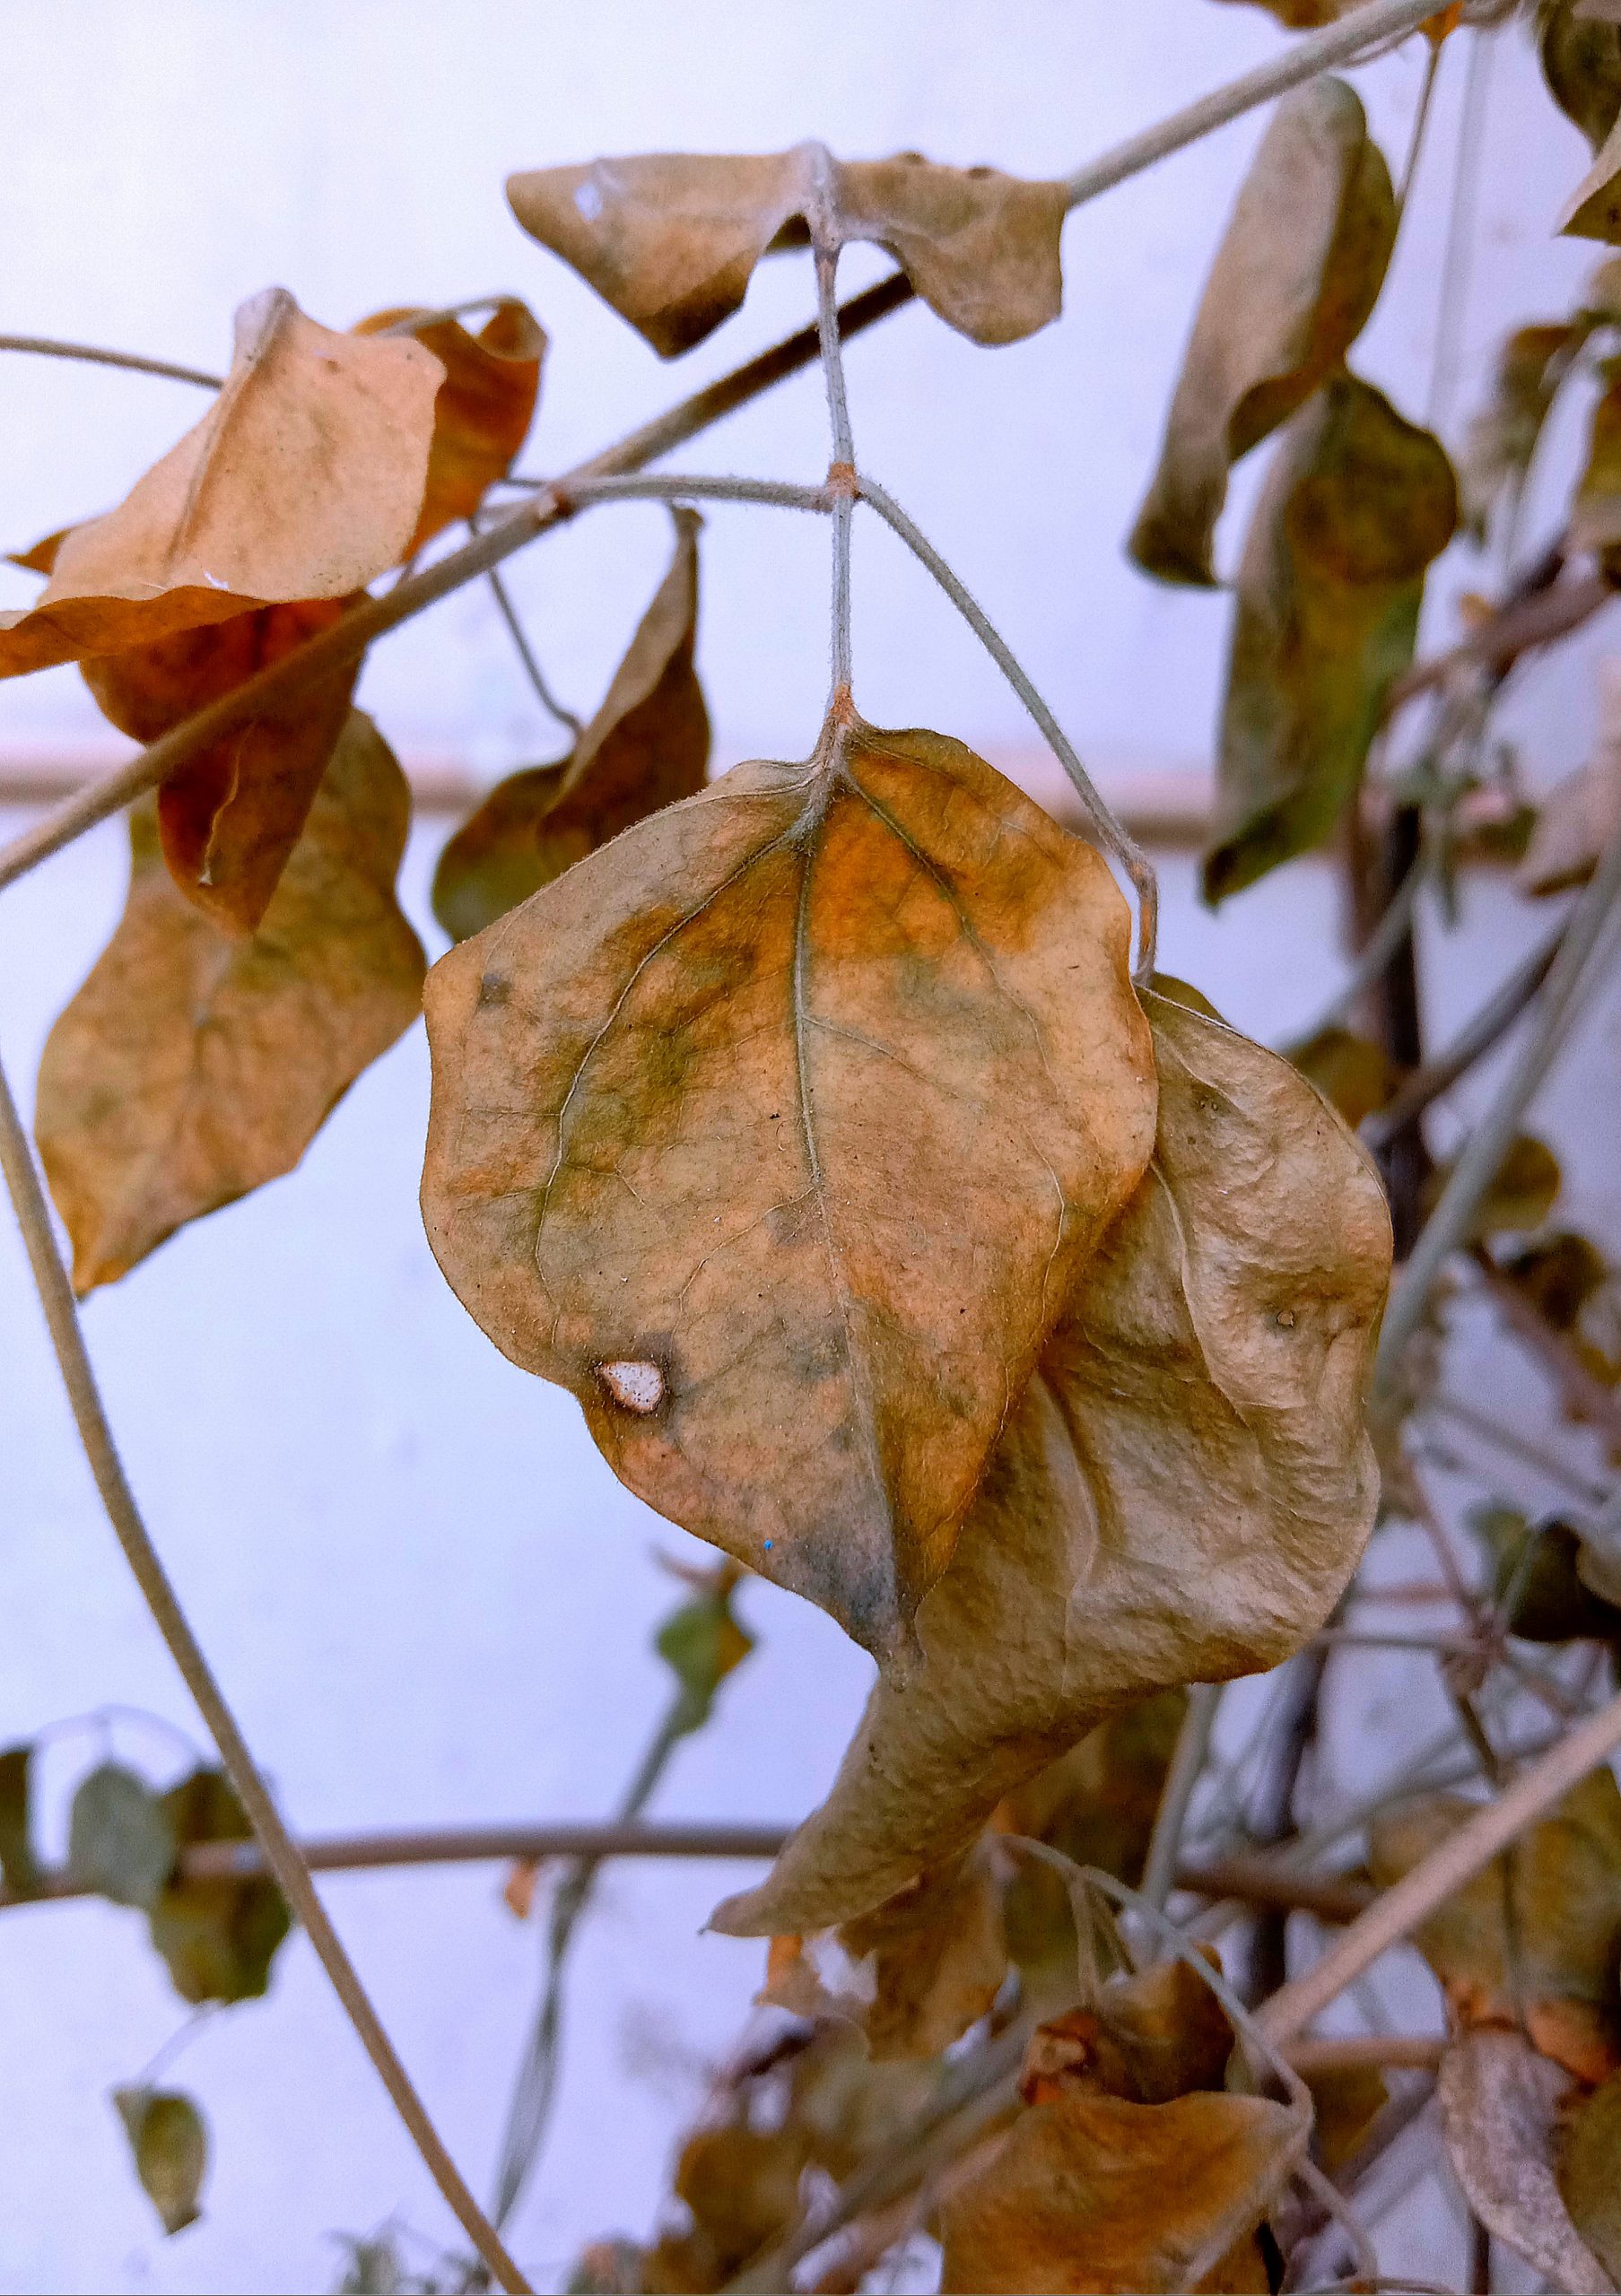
[1022, 1954, 1238, 2109]
[432, 509, 709, 940]
[1305, 2061, 1390, 2176]
[37, 712, 425, 1292]
[1521, 658, 1621, 893]
[82, 597, 358, 933]
[354, 298, 545, 551]
[1285, 1025, 1399, 1127]
[1573, 359, 1621, 555]
[111, 2087, 207, 2237]
[1210, 0, 1367, 22]
[1565, 108, 1621, 243]
[1205, 373, 1457, 903]
[1437, 2029, 1611, 2293]
[0, 290, 440, 676]
[1459, 322, 1586, 543]
[1560, 2068, 1621, 2284]
[146, 1769, 291, 2005]
[505, 146, 1067, 356]
[1420, 1131, 1562, 1241]
[710, 992, 1389, 1935]
[1369, 1770, 1621, 2084]
[1543, 0, 1621, 152]
[421, 713, 1157, 1658]
[1129, 79, 1395, 586]
[938, 2086, 1298, 2295]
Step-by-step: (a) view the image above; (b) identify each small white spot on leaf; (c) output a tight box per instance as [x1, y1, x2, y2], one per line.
[599, 1358, 664, 1413]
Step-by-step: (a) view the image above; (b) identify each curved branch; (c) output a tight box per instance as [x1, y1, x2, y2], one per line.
[0, 334, 222, 388]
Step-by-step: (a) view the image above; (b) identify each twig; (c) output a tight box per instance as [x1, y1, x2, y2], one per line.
[0, 334, 222, 388]
[858, 474, 1159, 981]
[1364, 918, 1565, 1150]
[1291, 849, 1430, 1045]
[1374, 820, 1621, 1387]
[1141, 1682, 1222, 1910]
[1175, 1857, 1373, 1925]
[812, 225, 857, 705]
[1425, 24, 1492, 435]
[1386, 570, 1612, 719]
[1255, 1683, 1621, 2046]
[0, 0, 1446, 902]
[484, 567, 583, 742]
[1470, 1247, 1621, 1446]
[1427, 1389, 1609, 1509]
[1284, 2036, 1445, 2075]
[0, 1052, 528, 2296]
[1394, 32, 1446, 217]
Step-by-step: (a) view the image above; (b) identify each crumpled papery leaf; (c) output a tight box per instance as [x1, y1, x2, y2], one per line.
[1206, 372, 1457, 902]
[1129, 78, 1394, 586]
[1521, 657, 1621, 892]
[938, 2084, 1298, 2296]
[421, 714, 1157, 1659]
[81, 596, 359, 932]
[432, 509, 709, 941]
[147, 1768, 291, 2005]
[354, 298, 545, 551]
[1543, 0, 1621, 153]
[710, 991, 1389, 1936]
[1560, 2068, 1621, 2284]
[37, 711, 424, 1293]
[112, 2086, 208, 2237]
[505, 145, 1068, 355]
[1369, 1769, 1621, 2085]
[1437, 2029, 1611, 2293]
[0, 289, 441, 677]
[761, 1839, 1007, 2060]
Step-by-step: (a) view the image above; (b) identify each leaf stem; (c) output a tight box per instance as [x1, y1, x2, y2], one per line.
[0, 335, 222, 388]
[858, 474, 1159, 982]
[812, 220, 858, 705]
[484, 567, 584, 741]
[0, 1050, 529, 2296]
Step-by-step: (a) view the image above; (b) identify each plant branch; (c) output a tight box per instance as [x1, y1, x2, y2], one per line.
[1363, 918, 1565, 1150]
[1255, 1683, 1621, 2046]
[0, 1051, 529, 2296]
[0, 334, 222, 388]
[1470, 1245, 1621, 1445]
[1386, 570, 1612, 720]
[858, 474, 1159, 982]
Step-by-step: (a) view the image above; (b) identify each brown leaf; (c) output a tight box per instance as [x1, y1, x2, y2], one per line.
[1285, 1025, 1399, 1127]
[354, 298, 545, 551]
[1437, 2029, 1611, 2293]
[1560, 2068, 1621, 2284]
[1205, 373, 1457, 902]
[1420, 1131, 1561, 1242]
[36, 712, 425, 1292]
[1459, 322, 1587, 543]
[505, 146, 1067, 356]
[111, 2087, 208, 2237]
[1573, 360, 1621, 554]
[1521, 659, 1621, 893]
[432, 509, 709, 940]
[1129, 79, 1395, 587]
[938, 2087, 1298, 2295]
[82, 597, 359, 933]
[420, 713, 1157, 1659]
[1543, 0, 1621, 153]
[710, 991, 1389, 1935]
[1564, 107, 1621, 243]
[1210, 0, 1366, 23]
[0, 290, 440, 676]
[1305, 2061, 1390, 2177]
[1023, 1954, 1237, 2109]
[1369, 1770, 1621, 2084]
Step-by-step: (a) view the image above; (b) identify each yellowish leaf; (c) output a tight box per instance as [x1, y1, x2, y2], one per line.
[1559, 2068, 1621, 2285]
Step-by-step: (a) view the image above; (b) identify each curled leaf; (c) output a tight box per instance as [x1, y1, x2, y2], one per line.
[1559, 2069, 1621, 2284]
[1437, 2030, 1610, 2293]
[421, 714, 1156, 1658]
[148, 1768, 291, 2005]
[1129, 79, 1395, 586]
[82, 597, 359, 932]
[938, 2086, 1298, 2295]
[354, 299, 545, 551]
[112, 2086, 207, 2237]
[0, 290, 440, 676]
[1369, 1770, 1621, 2084]
[0, 1744, 41, 1900]
[1022, 1953, 1238, 2109]
[68, 1762, 176, 1910]
[37, 713, 424, 1293]
[1205, 374, 1457, 903]
[1468, 1503, 1621, 1644]
[710, 993, 1389, 1935]
[505, 146, 1067, 355]
[432, 509, 708, 940]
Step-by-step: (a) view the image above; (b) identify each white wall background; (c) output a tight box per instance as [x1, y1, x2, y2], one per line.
[1, 5, 1618, 2292]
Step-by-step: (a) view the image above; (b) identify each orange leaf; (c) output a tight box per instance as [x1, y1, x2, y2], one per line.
[354, 299, 545, 551]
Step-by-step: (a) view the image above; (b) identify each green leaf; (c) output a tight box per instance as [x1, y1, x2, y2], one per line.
[0, 1743, 42, 1900]
[68, 1761, 177, 1909]
[147, 1769, 291, 2005]
[655, 1571, 755, 1738]
[1204, 373, 1457, 904]
[1129, 77, 1395, 586]
[111, 2086, 207, 2235]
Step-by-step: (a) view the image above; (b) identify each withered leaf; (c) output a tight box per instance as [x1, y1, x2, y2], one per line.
[1369, 1769, 1621, 2084]
[68, 1762, 176, 1910]
[432, 509, 708, 941]
[1421, 1131, 1561, 1241]
[1129, 79, 1395, 587]
[938, 2087, 1298, 2295]
[1543, 0, 1621, 152]
[112, 2086, 208, 2237]
[710, 992, 1389, 1935]
[1285, 1024, 1399, 1128]
[505, 146, 1067, 356]
[1468, 1503, 1621, 1645]
[1521, 658, 1621, 892]
[1573, 359, 1621, 556]
[1564, 108, 1621, 243]
[82, 596, 358, 932]
[1460, 321, 1587, 543]
[147, 1769, 291, 2005]
[1305, 2060, 1390, 2177]
[421, 713, 1156, 1659]
[0, 290, 440, 676]
[1560, 2068, 1621, 2284]
[1206, 374, 1457, 902]
[1022, 1953, 1238, 2109]
[354, 298, 545, 552]
[1210, 0, 1366, 23]
[1437, 2030, 1611, 2293]
[0, 1744, 41, 1900]
[37, 711, 425, 1292]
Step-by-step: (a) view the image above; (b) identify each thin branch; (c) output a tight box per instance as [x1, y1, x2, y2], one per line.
[1374, 820, 1621, 1387]
[1292, 848, 1430, 1045]
[0, 1052, 528, 2296]
[1284, 2036, 1445, 2075]
[0, 334, 222, 388]
[484, 567, 584, 742]
[814, 244, 857, 705]
[1426, 1388, 1610, 1509]
[1394, 32, 1446, 217]
[1425, 24, 1493, 434]
[1256, 1682, 1621, 2046]
[1386, 570, 1612, 719]
[1363, 918, 1565, 1150]
[858, 474, 1159, 982]
[0, 0, 1449, 901]
[1471, 1245, 1621, 1446]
